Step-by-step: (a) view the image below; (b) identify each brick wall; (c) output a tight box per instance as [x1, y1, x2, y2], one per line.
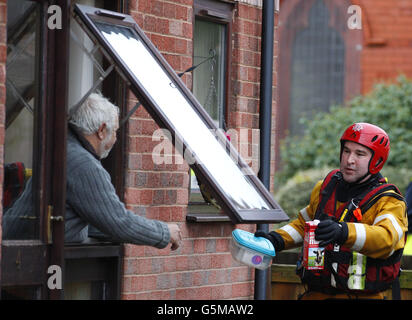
[276, 0, 412, 99]
[121, 0, 272, 300]
[0, 0, 271, 301]
[355, 0, 412, 93]
[0, 0, 7, 273]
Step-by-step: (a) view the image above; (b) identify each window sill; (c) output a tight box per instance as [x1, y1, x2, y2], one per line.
[186, 198, 231, 223]
[186, 212, 231, 223]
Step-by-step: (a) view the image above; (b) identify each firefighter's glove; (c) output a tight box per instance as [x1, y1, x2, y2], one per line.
[315, 220, 348, 247]
[254, 230, 285, 252]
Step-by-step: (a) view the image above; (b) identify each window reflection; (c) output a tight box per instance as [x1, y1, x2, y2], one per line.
[193, 19, 226, 128]
[2, 0, 40, 240]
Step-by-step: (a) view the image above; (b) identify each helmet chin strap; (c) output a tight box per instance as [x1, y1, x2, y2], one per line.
[352, 172, 371, 185]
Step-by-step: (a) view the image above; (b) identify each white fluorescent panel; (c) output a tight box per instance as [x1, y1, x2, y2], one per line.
[73, 5, 289, 223]
[98, 24, 268, 210]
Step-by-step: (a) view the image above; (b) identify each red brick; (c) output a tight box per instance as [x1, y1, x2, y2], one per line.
[175, 38, 189, 55]
[175, 255, 189, 271]
[0, 3, 6, 25]
[188, 254, 210, 270]
[232, 282, 254, 298]
[210, 253, 232, 269]
[142, 275, 157, 291]
[163, 256, 177, 272]
[124, 244, 145, 257]
[157, 206, 171, 221]
[150, 0, 163, 16]
[0, 44, 6, 63]
[124, 188, 153, 205]
[170, 206, 186, 222]
[163, 2, 177, 19]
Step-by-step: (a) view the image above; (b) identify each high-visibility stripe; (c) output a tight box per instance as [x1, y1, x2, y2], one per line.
[331, 263, 337, 287]
[351, 223, 366, 251]
[299, 207, 311, 222]
[347, 252, 366, 290]
[373, 214, 403, 243]
[331, 244, 340, 287]
[280, 225, 303, 244]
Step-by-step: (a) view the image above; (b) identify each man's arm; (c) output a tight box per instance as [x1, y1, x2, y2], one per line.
[67, 163, 173, 248]
[344, 196, 407, 259]
[275, 181, 323, 250]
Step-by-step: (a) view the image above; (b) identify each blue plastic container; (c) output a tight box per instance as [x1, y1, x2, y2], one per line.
[230, 229, 275, 270]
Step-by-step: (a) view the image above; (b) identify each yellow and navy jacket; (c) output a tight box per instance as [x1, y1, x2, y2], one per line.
[276, 170, 408, 293]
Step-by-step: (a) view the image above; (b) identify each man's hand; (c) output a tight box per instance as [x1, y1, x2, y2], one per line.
[167, 223, 182, 250]
[315, 220, 348, 247]
[254, 230, 285, 252]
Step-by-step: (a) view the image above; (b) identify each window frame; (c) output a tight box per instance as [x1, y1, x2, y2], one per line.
[72, 4, 289, 224]
[187, 0, 234, 222]
[1, 0, 128, 300]
[1, 0, 69, 299]
[192, 0, 233, 130]
[62, 0, 128, 300]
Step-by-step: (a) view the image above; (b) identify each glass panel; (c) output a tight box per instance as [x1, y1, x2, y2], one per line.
[1, 285, 41, 299]
[65, 281, 108, 300]
[69, 0, 105, 108]
[289, 0, 344, 137]
[192, 19, 227, 197]
[193, 19, 226, 128]
[2, 0, 40, 240]
[95, 22, 270, 210]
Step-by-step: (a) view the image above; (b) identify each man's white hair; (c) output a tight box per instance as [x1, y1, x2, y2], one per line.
[69, 92, 119, 135]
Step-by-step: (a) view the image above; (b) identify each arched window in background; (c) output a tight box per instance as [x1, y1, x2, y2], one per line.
[276, 0, 362, 169]
[289, 0, 344, 136]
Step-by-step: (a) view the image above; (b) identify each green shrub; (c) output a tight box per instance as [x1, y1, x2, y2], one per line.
[380, 166, 412, 195]
[275, 167, 333, 222]
[278, 76, 412, 184]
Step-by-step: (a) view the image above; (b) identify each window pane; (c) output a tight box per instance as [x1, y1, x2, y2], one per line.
[2, 0, 40, 240]
[192, 19, 227, 195]
[69, 0, 104, 108]
[1, 285, 41, 299]
[289, 0, 344, 137]
[193, 19, 226, 128]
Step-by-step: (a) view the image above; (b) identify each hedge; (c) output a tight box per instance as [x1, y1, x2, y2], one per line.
[278, 76, 412, 185]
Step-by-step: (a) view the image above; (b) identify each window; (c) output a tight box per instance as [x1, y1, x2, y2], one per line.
[193, 20, 227, 128]
[188, 0, 231, 221]
[1, 0, 127, 300]
[73, 4, 288, 224]
[3, 0, 40, 240]
[289, 0, 344, 137]
[1, 0, 68, 299]
[64, 0, 127, 300]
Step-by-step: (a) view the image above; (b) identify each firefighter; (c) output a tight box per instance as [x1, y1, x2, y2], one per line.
[257, 123, 408, 299]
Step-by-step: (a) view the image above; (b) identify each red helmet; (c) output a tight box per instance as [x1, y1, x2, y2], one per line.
[340, 123, 390, 174]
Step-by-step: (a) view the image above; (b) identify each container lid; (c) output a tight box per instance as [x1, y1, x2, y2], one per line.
[232, 229, 275, 257]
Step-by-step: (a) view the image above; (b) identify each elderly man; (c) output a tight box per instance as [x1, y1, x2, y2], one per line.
[4, 92, 182, 251]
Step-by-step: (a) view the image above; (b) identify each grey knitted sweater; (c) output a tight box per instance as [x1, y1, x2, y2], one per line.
[3, 130, 170, 248]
